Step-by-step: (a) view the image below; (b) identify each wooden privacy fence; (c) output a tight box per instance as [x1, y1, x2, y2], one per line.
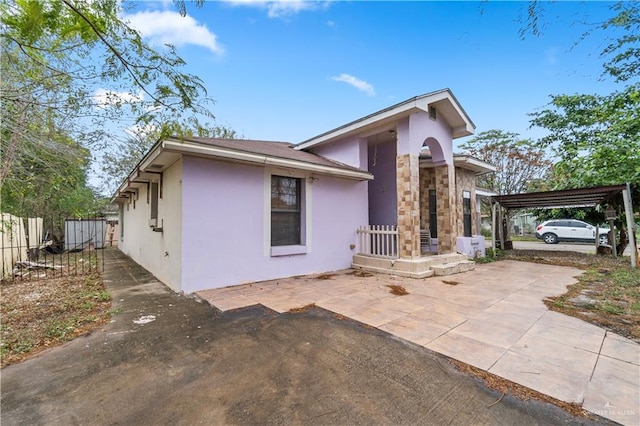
[356, 225, 398, 259]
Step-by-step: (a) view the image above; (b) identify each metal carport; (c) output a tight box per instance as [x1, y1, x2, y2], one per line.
[491, 184, 637, 268]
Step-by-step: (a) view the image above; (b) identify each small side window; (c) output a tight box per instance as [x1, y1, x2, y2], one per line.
[462, 190, 472, 237]
[119, 203, 124, 239]
[150, 181, 159, 220]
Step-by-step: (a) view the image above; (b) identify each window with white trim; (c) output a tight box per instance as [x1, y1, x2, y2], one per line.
[271, 175, 302, 246]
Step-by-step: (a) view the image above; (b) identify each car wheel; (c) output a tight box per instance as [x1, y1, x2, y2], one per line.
[542, 233, 558, 244]
[599, 234, 609, 245]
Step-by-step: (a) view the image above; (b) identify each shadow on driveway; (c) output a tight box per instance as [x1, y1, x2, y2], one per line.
[1, 249, 607, 425]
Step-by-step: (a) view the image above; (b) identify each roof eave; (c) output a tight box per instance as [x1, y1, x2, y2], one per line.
[295, 88, 475, 150]
[453, 155, 497, 175]
[167, 139, 373, 180]
[112, 139, 373, 201]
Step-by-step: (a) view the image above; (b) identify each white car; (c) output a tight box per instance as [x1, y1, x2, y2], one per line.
[535, 219, 610, 245]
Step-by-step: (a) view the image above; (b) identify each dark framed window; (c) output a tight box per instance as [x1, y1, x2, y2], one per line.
[429, 190, 437, 238]
[271, 176, 301, 246]
[119, 203, 124, 238]
[150, 182, 159, 220]
[463, 190, 472, 237]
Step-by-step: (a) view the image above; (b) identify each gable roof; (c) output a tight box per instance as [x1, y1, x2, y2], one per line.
[113, 136, 373, 201]
[295, 88, 475, 151]
[177, 137, 362, 171]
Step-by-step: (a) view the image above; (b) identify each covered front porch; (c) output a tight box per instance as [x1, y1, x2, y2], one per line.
[348, 96, 494, 278]
[297, 90, 494, 278]
[351, 141, 494, 277]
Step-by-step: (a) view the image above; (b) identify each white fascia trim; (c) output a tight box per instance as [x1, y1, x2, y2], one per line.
[295, 101, 423, 150]
[112, 145, 163, 202]
[296, 90, 475, 150]
[162, 140, 373, 181]
[453, 156, 497, 174]
[476, 188, 498, 197]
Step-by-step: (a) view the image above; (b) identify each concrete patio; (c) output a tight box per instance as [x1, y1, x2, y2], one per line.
[198, 260, 640, 426]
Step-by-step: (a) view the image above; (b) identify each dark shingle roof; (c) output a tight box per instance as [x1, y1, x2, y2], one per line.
[175, 136, 367, 173]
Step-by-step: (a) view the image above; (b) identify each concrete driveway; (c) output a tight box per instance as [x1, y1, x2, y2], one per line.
[0, 249, 607, 425]
[198, 262, 640, 426]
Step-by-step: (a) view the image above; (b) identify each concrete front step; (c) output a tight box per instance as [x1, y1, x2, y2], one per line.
[431, 260, 476, 276]
[351, 263, 435, 279]
[351, 253, 474, 279]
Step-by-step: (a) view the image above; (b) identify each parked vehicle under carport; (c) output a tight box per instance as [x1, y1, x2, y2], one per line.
[535, 219, 610, 245]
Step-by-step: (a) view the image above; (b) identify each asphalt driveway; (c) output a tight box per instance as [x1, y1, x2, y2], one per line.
[0, 249, 605, 425]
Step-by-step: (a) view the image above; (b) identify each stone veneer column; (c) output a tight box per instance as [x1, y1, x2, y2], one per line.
[396, 154, 421, 259]
[435, 164, 457, 253]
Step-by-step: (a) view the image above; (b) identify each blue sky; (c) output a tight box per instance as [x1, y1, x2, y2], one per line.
[119, 0, 623, 148]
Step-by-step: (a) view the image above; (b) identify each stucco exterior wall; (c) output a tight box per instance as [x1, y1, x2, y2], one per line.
[397, 112, 454, 164]
[309, 136, 367, 169]
[180, 156, 368, 293]
[119, 159, 183, 292]
[368, 139, 397, 226]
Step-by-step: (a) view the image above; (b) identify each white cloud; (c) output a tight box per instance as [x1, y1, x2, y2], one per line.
[545, 47, 559, 65]
[92, 89, 145, 108]
[331, 74, 375, 96]
[123, 10, 223, 54]
[226, 0, 330, 19]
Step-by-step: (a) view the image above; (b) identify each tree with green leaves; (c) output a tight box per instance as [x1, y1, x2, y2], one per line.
[524, 0, 639, 207]
[523, 1, 639, 253]
[101, 118, 238, 194]
[1, 0, 217, 216]
[459, 130, 553, 196]
[529, 87, 640, 195]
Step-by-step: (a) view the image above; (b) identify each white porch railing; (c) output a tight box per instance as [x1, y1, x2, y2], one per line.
[356, 225, 398, 259]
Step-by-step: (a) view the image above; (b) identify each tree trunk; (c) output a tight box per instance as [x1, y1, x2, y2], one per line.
[617, 228, 629, 255]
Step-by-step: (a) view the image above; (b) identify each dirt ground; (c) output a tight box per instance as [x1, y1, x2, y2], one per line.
[1, 273, 110, 366]
[502, 249, 640, 343]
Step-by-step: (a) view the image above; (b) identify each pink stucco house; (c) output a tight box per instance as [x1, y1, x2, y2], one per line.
[114, 89, 495, 293]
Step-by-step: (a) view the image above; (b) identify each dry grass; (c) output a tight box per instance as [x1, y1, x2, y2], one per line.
[1, 273, 111, 367]
[315, 273, 335, 280]
[351, 270, 374, 278]
[450, 359, 593, 419]
[502, 250, 640, 343]
[288, 303, 317, 313]
[386, 284, 409, 296]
